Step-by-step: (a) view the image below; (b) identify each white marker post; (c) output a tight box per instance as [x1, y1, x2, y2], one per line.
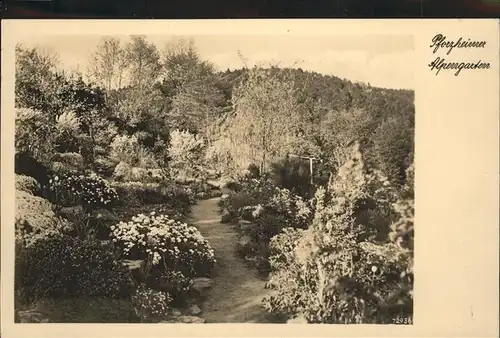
[288, 154, 321, 185]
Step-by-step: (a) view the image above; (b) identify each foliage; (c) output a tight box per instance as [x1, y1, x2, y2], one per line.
[225, 68, 304, 172]
[263, 142, 413, 323]
[270, 157, 315, 198]
[168, 129, 205, 179]
[159, 38, 227, 134]
[54, 111, 82, 152]
[15, 190, 71, 248]
[16, 175, 40, 194]
[15, 108, 56, 164]
[16, 235, 132, 302]
[110, 134, 141, 164]
[94, 156, 119, 178]
[47, 173, 118, 210]
[111, 212, 216, 278]
[88, 37, 128, 92]
[111, 181, 195, 214]
[15, 152, 54, 188]
[371, 116, 414, 186]
[50, 152, 85, 175]
[132, 284, 172, 322]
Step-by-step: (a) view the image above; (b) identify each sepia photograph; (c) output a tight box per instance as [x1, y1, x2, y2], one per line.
[12, 33, 414, 324]
[2, 19, 498, 338]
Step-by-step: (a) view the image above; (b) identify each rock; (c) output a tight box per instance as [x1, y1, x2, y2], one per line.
[187, 305, 202, 316]
[17, 310, 50, 323]
[238, 220, 254, 235]
[238, 235, 252, 248]
[91, 209, 119, 222]
[236, 235, 253, 256]
[160, 316, 206, 324]
[59, 205, 84, 218]
[205, 169, 218, 178]
[287, 315, 308, 324]
[122, 259, 144, 271]
[191, 277, 213, 294]
[206, 179, 221, 189]
[220, 211, 233, 224]
[171, 308, 182, 316]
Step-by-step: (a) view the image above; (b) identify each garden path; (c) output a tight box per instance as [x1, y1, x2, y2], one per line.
[189, 197, 279, 323]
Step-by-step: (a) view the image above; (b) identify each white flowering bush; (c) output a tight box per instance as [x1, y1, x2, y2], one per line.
[132, 284, 172, 322]
[111, 212, 216, 290]
[169, 129, 205, 179]
[47, 173, 118, 210]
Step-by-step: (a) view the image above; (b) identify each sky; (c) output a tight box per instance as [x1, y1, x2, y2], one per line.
[18, 34, 414, 90]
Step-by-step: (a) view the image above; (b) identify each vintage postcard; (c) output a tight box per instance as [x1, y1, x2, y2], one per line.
[1, 19, 498, 337]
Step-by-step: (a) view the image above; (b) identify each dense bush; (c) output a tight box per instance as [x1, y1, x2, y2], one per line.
[111, 181, 195, 214]
[111, 212, 215, 277]
[132, 284, 172, 322]
[168, 129, 205, 179]
[111, 212, 216, 301]
[263, 142, 413, 323]
[50, 152, 85, 175]
[94, 156, 119, 178]
[54, 111, 82, 153]
[15, 152, 53, 188]
[16, 175, 40, 194]
[47, 173, 119, 210]
[110, 134, 158, 168]
[220, 173, 314, 272]
[16, 235, 132, 302]
[15, 190, 71, 248]
[15, 108, 56, 165]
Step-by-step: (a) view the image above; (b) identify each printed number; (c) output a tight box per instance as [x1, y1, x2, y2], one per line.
[392, 317, 412, 325]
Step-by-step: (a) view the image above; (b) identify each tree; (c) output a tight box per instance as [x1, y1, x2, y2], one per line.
[371, 115, 414, 186]
[226, 67, 303, 172]
[159, 39, 226, 133]
[124, 35, 162, 90]
[87, 37, 127, 93]
[15, 44, 63, 116]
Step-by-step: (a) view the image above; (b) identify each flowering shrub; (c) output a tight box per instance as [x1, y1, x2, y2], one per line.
[47, 173, 118, 210]
[220, 174, 314, 273]
[16, 235, 132, 302]
[132, 284, 172, 322]
[111, 212, 216, 294]
[168, 129, 205, 179]
[263, 142, 413, 323]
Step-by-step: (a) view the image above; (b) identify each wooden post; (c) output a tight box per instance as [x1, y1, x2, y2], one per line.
[289, 154, 317, 186]
[309, 157, 314, 185]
